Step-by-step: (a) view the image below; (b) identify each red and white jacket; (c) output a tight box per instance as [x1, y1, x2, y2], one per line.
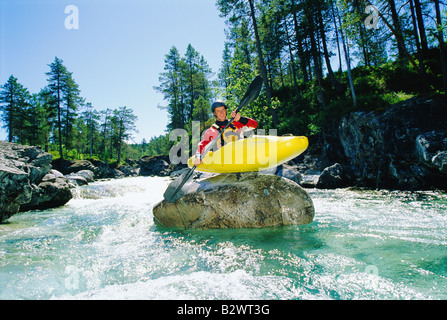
[196, 117, 258, 156]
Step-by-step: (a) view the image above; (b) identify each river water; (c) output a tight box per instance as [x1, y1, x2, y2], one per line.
[0, 176, 446, 300]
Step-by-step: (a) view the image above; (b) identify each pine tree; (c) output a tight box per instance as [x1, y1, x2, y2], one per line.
[155, 46, 187, 130]
[99, 108, 113, 160]
[184, 44, 201, 122]
[45, 57, 84, 158]
[111, 106, 138, 164]
[0, 75, 31, 142]
[45, 57, 69, 159]
[36, 87, 54, 151]
[218, 42, 233, 98]
[63, 71, 83, 150]
[433, 0, 447, 92]
[81, 102, 100, 157]
[217, 0, 279, 126]
[156, 45, 214, 131]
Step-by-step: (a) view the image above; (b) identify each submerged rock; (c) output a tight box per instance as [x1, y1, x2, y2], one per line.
[153, 173, 315, 229]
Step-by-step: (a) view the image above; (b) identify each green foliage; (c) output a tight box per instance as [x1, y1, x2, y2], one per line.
[3, 0, 446, 165]
[127, 134, 174, 159]
[0, 75, 32, 143]
[1, 57, 139, 166]
[213, 0, 446, 142]
[154, 45, 214, 131]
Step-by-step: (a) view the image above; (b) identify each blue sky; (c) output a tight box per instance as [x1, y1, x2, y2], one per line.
[0, 0, 227, 143]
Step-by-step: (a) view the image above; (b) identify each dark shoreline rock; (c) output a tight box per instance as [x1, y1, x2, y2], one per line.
[139, 155, 172, 176]
[335, 95, 447, 190]
[258, 95, 447, 191]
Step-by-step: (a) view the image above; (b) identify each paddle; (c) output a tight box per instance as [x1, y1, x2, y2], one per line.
[163, 75, 263, 203]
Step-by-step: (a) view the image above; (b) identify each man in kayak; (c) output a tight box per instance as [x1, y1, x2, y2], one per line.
[194, 101, 258, 165]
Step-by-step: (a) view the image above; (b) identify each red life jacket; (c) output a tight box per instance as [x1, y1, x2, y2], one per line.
[196, 117, 258, 155]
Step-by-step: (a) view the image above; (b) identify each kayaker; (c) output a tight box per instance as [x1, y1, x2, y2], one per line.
[194, 101, 258, 165]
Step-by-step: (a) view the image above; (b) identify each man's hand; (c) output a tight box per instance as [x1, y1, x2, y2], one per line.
[231, 110, 241, 122]
[194, 157, 202, 166]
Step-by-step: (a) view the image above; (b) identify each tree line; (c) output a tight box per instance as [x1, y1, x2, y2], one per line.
[154, 44, 215, 132]
[0, 57, 138, 164]
[2, 1, 446, 162]
[216, 0, 446, 134]
[146, 0, 446, 158]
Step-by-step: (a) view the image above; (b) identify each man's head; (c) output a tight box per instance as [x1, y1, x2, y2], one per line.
[211, 101, 227, 122]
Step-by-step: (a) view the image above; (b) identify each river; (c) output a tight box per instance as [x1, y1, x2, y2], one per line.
[0, 176, 446, 300]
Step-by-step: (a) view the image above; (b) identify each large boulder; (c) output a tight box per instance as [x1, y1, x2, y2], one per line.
[415, 131, 447, 174]
[316, 163, 347, 189]
[53, 158, 126, 179]
[0, 164, 33, 221]
[20, 172, 72, 212]
[139, 155, 171, 176]
[153, 173, 315, 229]
[276, 164, 302, 184]
[337, 95, 447, 190]
[0, 141, 72, 222]
[65, 160, 97, 175]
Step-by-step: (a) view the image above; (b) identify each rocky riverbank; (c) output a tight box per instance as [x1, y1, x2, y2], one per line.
[1, 95, 446, 223]
[322, 94, 447, 190]
[0, 141, 71, 223]
[0, 144, 185, 222]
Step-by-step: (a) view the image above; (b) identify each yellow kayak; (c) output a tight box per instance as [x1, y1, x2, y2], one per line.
[188, 135, 308, 173]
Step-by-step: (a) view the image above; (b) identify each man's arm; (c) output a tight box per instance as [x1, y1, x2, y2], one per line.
[194, 127, 217, 165]
[234, 116, 258, 129]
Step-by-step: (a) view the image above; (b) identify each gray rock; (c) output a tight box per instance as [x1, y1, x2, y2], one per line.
[432, 152, 447, 174]
[0, 141, 72, 222]
[153, 173, 314, 229]
[317, 163, 345, 189]
[337, 95, 447, 190]
[66, 175, 89, 186]
[20, 176, 72, 212]
[300, 174, 320, 188]
[415, 131, 447, 174]
[117, 165, 136, 177]
[73, 169, 95, 182]
[276, 164, 302, 184]
[65, 160, 97, 175]
[139, 155, 171, 176]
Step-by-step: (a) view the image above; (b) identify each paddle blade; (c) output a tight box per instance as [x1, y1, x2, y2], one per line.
[236, 76, 263, 112]
[163, 168, 196, 203]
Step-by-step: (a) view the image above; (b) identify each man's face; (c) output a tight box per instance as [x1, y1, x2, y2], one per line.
[213, 106, 227, 122]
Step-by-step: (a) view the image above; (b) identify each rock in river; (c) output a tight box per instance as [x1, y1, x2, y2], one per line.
[153, 173, 315, 229]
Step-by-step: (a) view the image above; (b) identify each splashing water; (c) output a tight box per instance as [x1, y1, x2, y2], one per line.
[0, 176, 446, 300]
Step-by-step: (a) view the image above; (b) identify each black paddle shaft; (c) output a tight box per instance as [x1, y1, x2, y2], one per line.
[163, 76, 263, 203]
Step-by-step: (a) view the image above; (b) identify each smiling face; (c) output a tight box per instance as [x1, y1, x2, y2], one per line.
[213, 106, 227, 122]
